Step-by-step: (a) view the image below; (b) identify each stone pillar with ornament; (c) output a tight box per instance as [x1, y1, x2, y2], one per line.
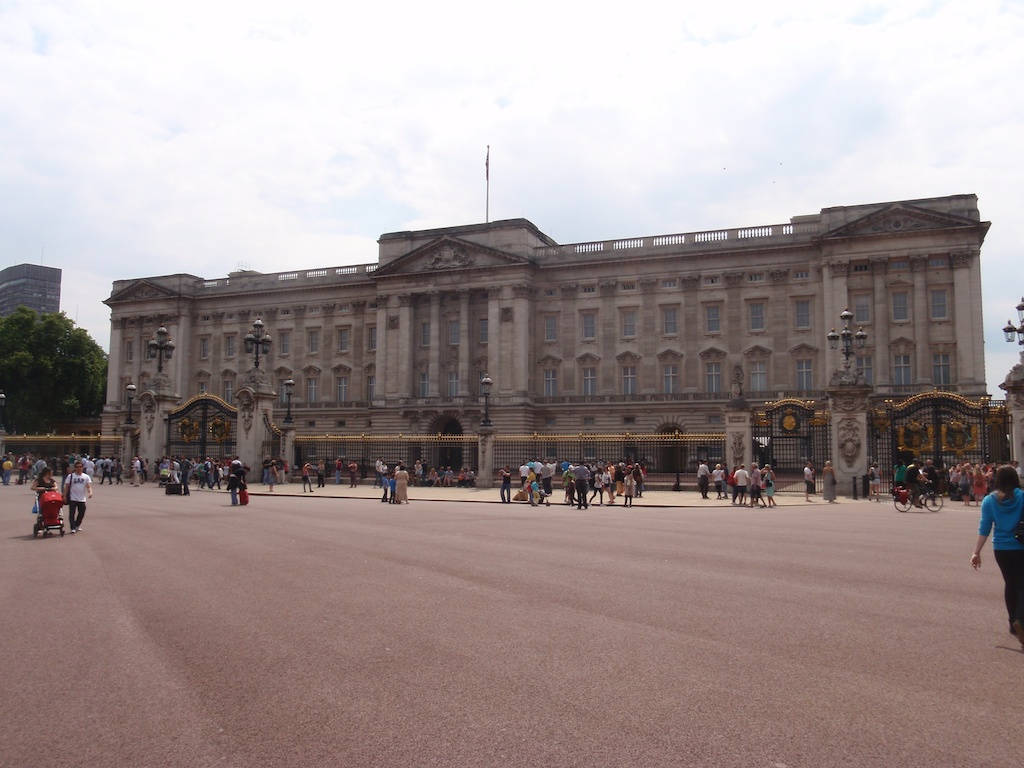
[136, 373, 179, 470]
[826, 382, 873, 498]
[477, 425, 495, 488]
[233, 366, 279, 471]
[725, 381, 752, 470]
[999, 355, 1024, 462]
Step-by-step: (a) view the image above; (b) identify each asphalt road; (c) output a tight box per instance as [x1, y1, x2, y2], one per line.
[1, 485, 1019, 768]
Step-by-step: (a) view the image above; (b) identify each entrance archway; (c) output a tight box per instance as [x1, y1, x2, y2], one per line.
[429, 415, 464, 470]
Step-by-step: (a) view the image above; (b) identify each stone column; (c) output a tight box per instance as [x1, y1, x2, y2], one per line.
[375, 295, 389, 401]
[281, 427, 296, 472]
[486, 288, 500, 391]
[1000, 355, 1024, 462]
[478, 425, 495, 488]
[429, 292, 441, 397]
[106, 319, 123, 406]
[512, 285, 531, 397]
[137, 390, 179, 468]
[232, 384, 277, 470]
[173, 311, 192, 398]
[824, 262, 849, 380]
[911, 256, 930, 385]
[725, 398, 752, 469]
[826, 384, 872, 498]
[458, 291, 470, 396]
[398, 294, 413, 398]
[871, 260, 890, 387]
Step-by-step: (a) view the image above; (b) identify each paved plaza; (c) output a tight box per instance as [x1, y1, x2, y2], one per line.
[1, 482, 1020, 767]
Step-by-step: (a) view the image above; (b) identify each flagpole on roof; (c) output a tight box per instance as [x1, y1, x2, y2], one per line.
[485, 145, 490, 224]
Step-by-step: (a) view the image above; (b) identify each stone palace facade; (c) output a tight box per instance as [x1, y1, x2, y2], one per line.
[102, 193, 990, 445]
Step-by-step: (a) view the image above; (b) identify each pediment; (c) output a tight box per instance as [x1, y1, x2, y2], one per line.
[331, 362, 352, 373]
[371, 236, 533, 277]
[656, 348, 683, 361]
[195, 368, 211, 379]
[576, 352, 601, 364]
[273, 365, 292, 377]
[698, 345, 727, 360]
[822, 203, 982, 239]
[890, 335, 916, 347]
[743, 344, 772, 357]
[105, 279, 180, 305]
[616, 350, 641, 363]
[301, 364, 322, 375]
[537, 354, 562, 366]
[788, 343, 818, 355]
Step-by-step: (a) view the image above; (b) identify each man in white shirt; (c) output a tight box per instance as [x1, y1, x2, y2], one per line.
[732, 464, 749, 506]
[519, 462, 530, 489]
[804, 462, 815, 501]
[697, 461, 710, 499]
[64, 459, 93, 533]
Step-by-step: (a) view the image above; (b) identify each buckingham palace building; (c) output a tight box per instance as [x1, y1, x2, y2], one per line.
[100, 192, 996, 481]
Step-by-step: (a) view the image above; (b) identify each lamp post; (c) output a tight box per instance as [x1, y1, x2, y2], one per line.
[283, 378, 295, 424]
[0, 390, 6, 433]
[244, 317, 272, 369]
[1002, 297, 1024, 349]
[147, 325, 175, 374]
[827, 308, 868, 374]
[125, 383, 137, 424]
[480, 374, 493, 426]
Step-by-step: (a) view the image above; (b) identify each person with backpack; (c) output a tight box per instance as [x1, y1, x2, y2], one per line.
[971, 465, 1024, 648]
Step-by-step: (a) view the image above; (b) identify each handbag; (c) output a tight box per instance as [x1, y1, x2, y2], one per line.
[31, 499, 38, 515]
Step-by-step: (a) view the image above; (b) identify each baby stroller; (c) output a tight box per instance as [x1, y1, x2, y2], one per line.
[33, 490, 65, 537]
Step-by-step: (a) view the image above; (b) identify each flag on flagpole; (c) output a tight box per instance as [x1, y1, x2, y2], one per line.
[485, 145, 489, 181]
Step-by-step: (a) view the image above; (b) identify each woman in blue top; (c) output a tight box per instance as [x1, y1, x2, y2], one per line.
[971, 465, 1024, 646]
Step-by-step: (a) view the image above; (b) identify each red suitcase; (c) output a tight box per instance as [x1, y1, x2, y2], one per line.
[239, 489, 249, 506]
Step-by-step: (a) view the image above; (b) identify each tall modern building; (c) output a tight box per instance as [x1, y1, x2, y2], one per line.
[0, 264, 62, 317]
[101, 193, 989, 440]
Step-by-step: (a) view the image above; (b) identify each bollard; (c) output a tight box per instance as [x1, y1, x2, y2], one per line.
[862, 474, 870, 498]
[852, 476, 858, 500]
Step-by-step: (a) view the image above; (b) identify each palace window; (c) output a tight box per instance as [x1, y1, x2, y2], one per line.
[125, 340, 134, 362]
[854, 295, 871, 324]
[198, 337, 208, 359]
[893, 354, 912, 386]
[661, 279, 677, 288]
[307, 329, 319, 355]
[419, 371, 429, 398]
[662, 307, 678, 335]
[225, 335, 236, 357]
[479, 317, 488, 344]
[622, 310, 636, 338]
[892, 292, 909, 322]
[705, 362, 721, 393]
[933, 353, 951, 386]
[366, 374, 375, 400]
[747, 272, 765, 283]
[278, 331, 290, 355]
[367, 326, 377, 351]
[278, 380, 288, 405]
[448, 319, 460, 345]
[856, 355, 874, 385]
[749, 302, 765, 332]
[663, 364, 678, 394]
[750, 360, 767, 392]
[795, 300, 811, 329]
[421, 321, 431, 347]
[705, 305, 720, 333]
[306, 377, 318, 403]
[581, 312, 597, 340]
[335, 376, 348, 402]
[223, 380, 233, 404]
[930, 289, 948, 320]
[796, 359, 813, 391]
[582, 367, 597, 395]
[621, 366, 637, 395]
[337, 327, 350, 353]
[544, 369, 558, 397]
[544, 315, 558, 342]
[447, 371, 459, 397]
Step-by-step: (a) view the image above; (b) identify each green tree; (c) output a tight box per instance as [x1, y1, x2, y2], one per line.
[0, 307, 108, 433]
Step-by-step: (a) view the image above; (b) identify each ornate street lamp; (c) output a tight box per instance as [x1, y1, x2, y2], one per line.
[1002, 297, 1024, 346]
[147, 325, 175, 374]
[125, 382, 137, 425]
[244, 317, 272, 369]
[827, 308, 867, 373]
[480, 374, 493, 426]
[283, 378, 295, 424]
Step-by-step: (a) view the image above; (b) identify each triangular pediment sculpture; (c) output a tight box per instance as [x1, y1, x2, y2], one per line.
[372, 236, 533, 277]
[105, 279, 181, 305]
[822, 203, 982, 239]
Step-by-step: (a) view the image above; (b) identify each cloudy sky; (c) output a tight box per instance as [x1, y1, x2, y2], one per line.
[2, 0, 1022, 392]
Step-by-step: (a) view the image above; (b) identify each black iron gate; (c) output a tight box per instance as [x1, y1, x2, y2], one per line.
[869, 391, 1011, 489]
[751, 399, 831, 492]
[261, 414, 282, 461]
[166, 394, 238, 458]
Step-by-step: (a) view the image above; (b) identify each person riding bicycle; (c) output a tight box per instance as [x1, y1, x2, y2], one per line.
[905, 461, 924, 508]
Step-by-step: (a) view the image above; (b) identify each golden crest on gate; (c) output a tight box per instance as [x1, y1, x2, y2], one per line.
[209, 415, 231, 443]
[941, 419, 976, 454]
[897, 419, 933, 453]
[178, 417, 200, 444]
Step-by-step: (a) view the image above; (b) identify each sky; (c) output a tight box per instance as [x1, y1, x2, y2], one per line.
[1, 0, 1022, 394]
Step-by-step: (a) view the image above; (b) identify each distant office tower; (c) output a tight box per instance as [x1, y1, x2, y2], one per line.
[0, 264, 62, 316]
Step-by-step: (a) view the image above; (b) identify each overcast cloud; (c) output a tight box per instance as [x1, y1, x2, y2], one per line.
[1, 0, 1022, 392]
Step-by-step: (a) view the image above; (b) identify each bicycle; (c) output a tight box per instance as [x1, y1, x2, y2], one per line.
[893, 482, 944, 513]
